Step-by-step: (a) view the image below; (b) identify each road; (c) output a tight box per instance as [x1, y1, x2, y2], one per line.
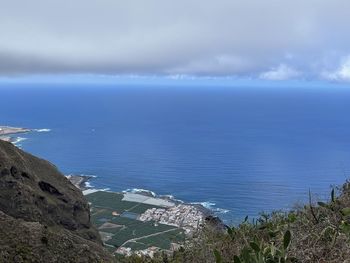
[119, 228, 178, 248]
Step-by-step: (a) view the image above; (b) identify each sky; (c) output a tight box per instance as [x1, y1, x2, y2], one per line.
[1, 0, 350, 82]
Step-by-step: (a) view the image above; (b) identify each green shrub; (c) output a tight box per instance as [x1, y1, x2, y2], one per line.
[145, 182, 350, 263]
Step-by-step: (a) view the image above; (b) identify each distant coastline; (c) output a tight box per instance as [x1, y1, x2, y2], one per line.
[0, 126, 31, 135]
[0, 126, 51, 146]
[0, 126, 31, 143]
[67, 174, 212, 214]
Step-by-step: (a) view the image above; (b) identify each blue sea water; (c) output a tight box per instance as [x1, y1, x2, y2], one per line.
[1, 84, 350, 224]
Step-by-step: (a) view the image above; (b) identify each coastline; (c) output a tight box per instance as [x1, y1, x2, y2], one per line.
[67, 174, 225, 256]
[0, 126, 31, 143]
[66, 174, 95, 190]
[67, 174, 213, 216]
[0, 126, 31, 136]
[68, 175, 223, 221]
[0, 126, 51, 146]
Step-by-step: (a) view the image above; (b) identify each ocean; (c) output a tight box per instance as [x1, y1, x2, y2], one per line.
[2, 84, 350, 224]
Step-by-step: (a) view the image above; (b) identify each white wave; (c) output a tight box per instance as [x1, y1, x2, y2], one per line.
[85, 181, 93, 188]
[12, 137, 27, 145]
[191, 201, 230, 214]
[122, 188, 156, 197]
[213, 208, 230, 214]
[35, 128, 51, 132]
[65, 174, 98, 189]
[159, 194, 184, 203]
[200, 201, 217, 209]
[83, 174, 97, 178]
[192, 201, 216, 209]
[65, 174, 110, 195]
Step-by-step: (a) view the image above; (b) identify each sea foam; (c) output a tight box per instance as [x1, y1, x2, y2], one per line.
[35, 128, 51, 132]
[12, 137, 27, 148]
[191, 201, 230, 214]
[12, 137, 27, 144]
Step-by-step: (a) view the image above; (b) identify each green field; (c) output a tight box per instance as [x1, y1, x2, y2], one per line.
[127, 229, 186, 250]
[86, 191, 185, 252]
[105, 220, 177, 247]
[86, 191, 161, 214]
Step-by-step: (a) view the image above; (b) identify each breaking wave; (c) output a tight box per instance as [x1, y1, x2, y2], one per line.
[12, 137, 27, 148]
[191, 201, 230, 214]
[66, 174, 97, 188]
[35, 128, 51, 132]
[66, 174, 110, 195]
[12, 137, 27, 144]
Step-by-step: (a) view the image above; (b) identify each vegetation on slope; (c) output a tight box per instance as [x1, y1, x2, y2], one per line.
[0, 140, 113, 262]
[122, 181, 350, 263]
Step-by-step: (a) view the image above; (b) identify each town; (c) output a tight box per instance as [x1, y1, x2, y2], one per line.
[139, 204, 205, 234]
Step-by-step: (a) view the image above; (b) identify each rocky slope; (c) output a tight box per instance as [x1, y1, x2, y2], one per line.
[0, 140, 113, 262]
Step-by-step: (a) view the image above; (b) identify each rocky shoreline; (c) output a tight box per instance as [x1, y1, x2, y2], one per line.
[66, 174, 94, 190]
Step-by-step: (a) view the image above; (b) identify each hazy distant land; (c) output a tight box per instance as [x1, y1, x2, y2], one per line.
[0, 126, 31, 142]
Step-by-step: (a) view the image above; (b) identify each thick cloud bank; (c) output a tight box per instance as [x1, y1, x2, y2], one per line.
[1, 0, 350, 80]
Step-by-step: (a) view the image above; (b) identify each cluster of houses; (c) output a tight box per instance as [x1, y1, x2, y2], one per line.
[139, 204, 204, 233]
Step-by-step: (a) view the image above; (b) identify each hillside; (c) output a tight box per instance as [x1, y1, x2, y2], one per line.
[130, 183, 350, 263]
[2, 138, 350, 262]
[0, 140, 113, 262]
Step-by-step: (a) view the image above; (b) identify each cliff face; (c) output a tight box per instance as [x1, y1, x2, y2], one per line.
[0, 140, 112, 262]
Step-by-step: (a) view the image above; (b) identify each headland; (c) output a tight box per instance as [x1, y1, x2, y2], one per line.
[0, 126, 31, 136]
[0, 126, 31, 143]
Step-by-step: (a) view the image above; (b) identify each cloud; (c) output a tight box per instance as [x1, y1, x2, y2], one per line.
[321, 56, 350, 82]
[260, 64, 301, 80]
[0, 0, 350, 78]
[167, 55, 256, 76]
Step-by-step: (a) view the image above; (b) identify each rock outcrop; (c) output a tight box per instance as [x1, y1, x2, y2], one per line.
[0, 140, 113, 262]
